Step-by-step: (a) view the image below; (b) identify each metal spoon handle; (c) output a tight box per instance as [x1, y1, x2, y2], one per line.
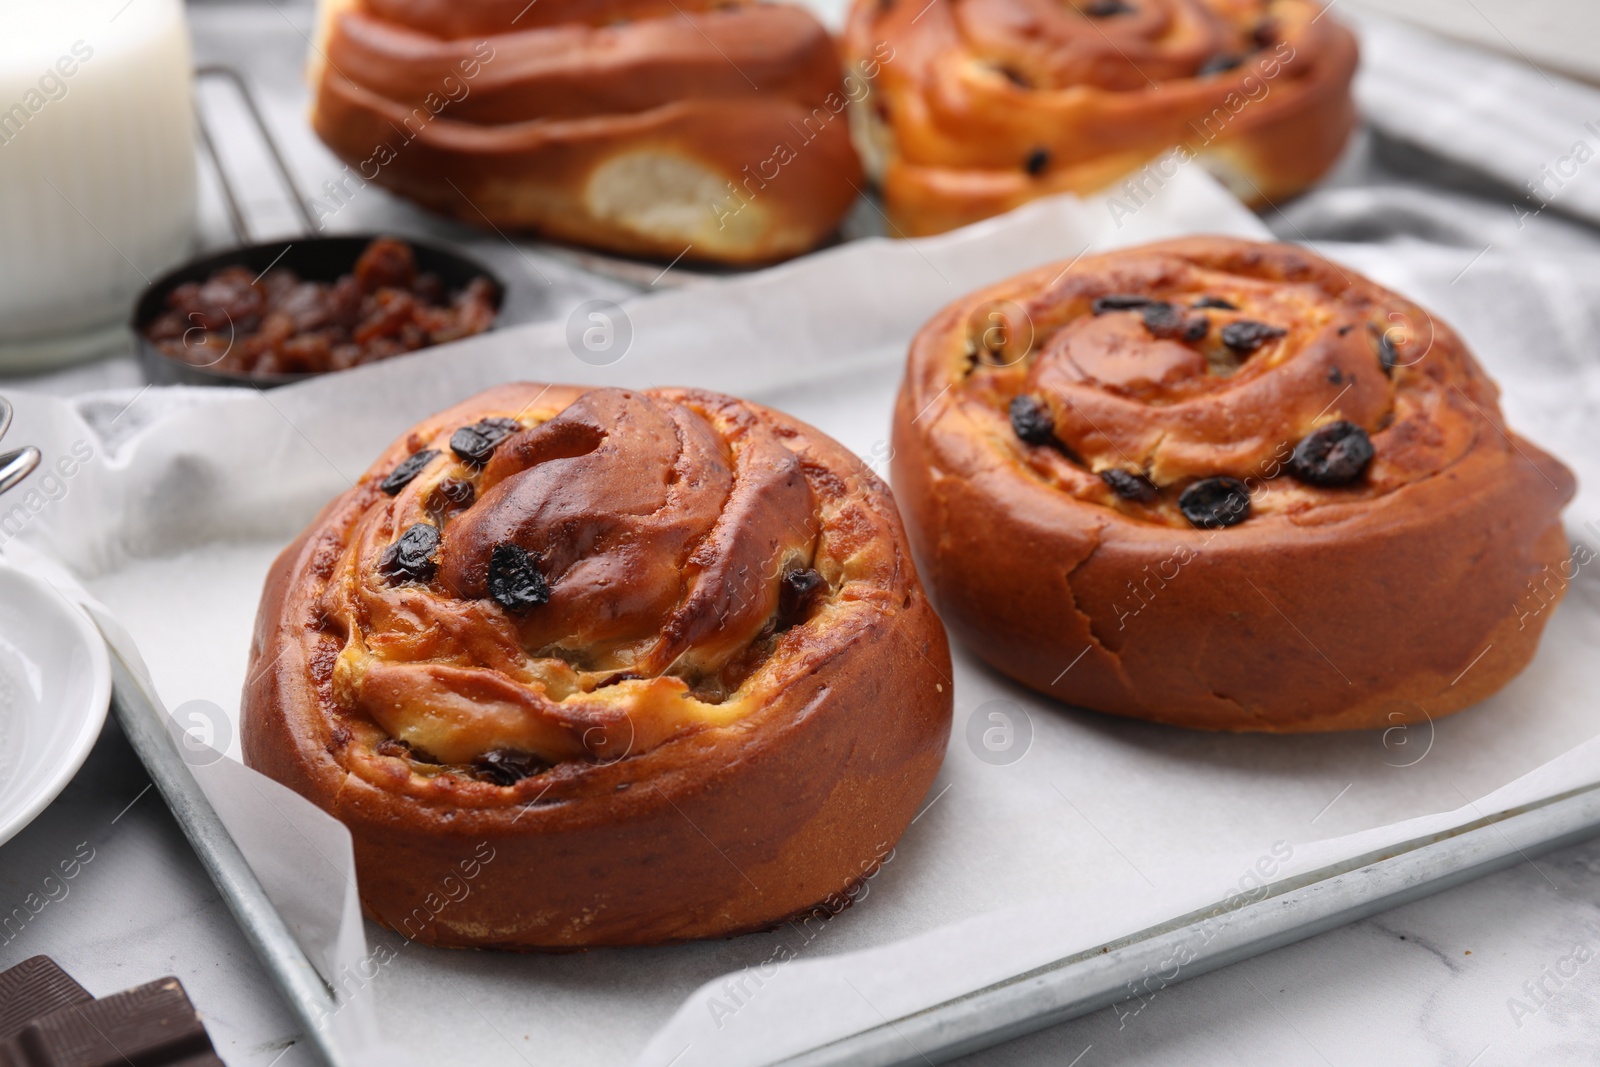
[0, 447, 41, 497]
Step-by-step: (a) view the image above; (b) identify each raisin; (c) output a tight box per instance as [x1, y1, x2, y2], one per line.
[1084, 0, 1133, 14]
[380, 449, 439, 495]
[1179, 477, 1251, 528]
[375, 738, 439, 764]
[1251, 18, 1278, 48]
[1197, 54, 1244, 77]
[1141, 302, 1181, 336]
[1220, 320, 1287, 354]
[1192, 296, 1237, 310]
[595, 671, 643, 690]
[999, 66, 1032, 89]
[1368, 323, 1399, 374]
[1327, 366, 1343, 384]
[1338, 324, 1354, 336]
[450, 416, 522, 465]
[778, 568, 826, 629]
[377, 523, 440, 584]
[1184, 316, 1209, 342]
[470, 748, 549, 786]
[1100, 468, 1157, 502]
[353, 236, 417, 292]
[487, 543, 550, 611]
[1009, 395, 1056, 445]
[1092, 294, 1155, 314]
[1024, 147, 1051, 176]
[426, 476, 476, 521]
[1289, 420, 1374, 486]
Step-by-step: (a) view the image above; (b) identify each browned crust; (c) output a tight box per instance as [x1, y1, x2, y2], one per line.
[890, 237, 1576, 732]
[309, 0, 863, 265]
[243, 384, 951, 948]
[843, 0, 1359, 234]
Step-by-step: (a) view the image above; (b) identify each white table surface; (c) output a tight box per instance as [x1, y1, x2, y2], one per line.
[3, 2, 1600, 1066]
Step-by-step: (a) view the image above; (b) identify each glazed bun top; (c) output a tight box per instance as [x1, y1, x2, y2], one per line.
[908, 236, 1573, 533]
[315, 385, 913, 801]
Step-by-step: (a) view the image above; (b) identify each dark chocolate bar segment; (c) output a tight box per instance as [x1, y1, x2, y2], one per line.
[0, 956, 92, 1043]
[0, 976, 223, 1066]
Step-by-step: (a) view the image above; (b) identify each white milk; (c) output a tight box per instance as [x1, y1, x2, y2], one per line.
[0, 0, 197, 370]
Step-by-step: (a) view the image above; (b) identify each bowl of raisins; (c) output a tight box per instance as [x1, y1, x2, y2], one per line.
[134, 235, 504, 388]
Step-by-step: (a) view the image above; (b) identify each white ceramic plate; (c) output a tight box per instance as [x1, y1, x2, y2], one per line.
[0, 563, 110, 848]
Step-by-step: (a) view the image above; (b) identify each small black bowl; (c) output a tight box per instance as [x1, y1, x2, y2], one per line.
[133, 235, 505, 389]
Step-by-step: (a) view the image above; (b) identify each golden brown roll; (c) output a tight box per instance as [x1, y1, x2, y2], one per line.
[843, 0, 1358, 235]
[242, 384, 951, 948]
[310, 0, 864, 264]
[891, 237, 1575, 732]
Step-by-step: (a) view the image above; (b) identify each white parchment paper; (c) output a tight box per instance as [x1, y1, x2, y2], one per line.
[4, 166, 1598, 1066]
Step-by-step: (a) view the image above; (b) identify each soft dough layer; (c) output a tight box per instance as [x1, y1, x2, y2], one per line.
[891, 237, 1575, 732]
[844, 0, 1358, 234]
[311, 0, 863, 263]
[243, 384, 951, 948]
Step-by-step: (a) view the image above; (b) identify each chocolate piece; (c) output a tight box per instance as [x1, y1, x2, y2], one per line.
[1198, 53, 1244, 77]
[1220, 320, 1287, 354]
[1099, 468, 1157, 502]
[487, 543, 551, 611]
[1289, 420, 1374, 486]
[380, 449, 439, 495]
[378, 523, 440, 584]
[1024, 147, 1050, 176]
[1009, 395, 1056, 445]
[778, 568, 826, 628]
[1192, 295, 1237, 310]
[0, 958, 91, 1043]
[0, 976, 223, 1067]
[1179, 477, 1251, 528]
[450, 417, 522, 465]
[471, 748, 549, 785]
[1092, 294, 1155, 314]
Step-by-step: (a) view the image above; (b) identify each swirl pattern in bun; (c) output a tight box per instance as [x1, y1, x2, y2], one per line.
[891, 237, 1575, 732]
[244, 384, 951, 948]
[311, 0, 864, 263]
[843, 0, 1358, 235]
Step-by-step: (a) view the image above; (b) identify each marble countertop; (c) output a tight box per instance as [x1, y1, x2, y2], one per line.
[4, 2, 1600, 1065]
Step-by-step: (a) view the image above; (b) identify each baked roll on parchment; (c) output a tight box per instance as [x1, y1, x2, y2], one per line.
[243, 384, 951, 948]
[843, 0, 1358, 235]
[310, 0, 864, 264]
[891, 237, 1575, 732]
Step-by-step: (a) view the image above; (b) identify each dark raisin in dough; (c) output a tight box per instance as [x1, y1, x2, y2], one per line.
[378, 523, 440, 583]
[450, 417, 522, 465]
[1024, 147, 1051, 176]
[1221, 320, 1287, 354]
[1009, 395, 1056, 444]
[778, 569, 826, 629]
[487, 543, 551, 611]
[1084, 0, 1133, 15]
[1198, 54, 1244, 76]
[1179, 477, 1251, 528]
[1092, 294, 1155, 314]
[380, 449, 439, 495]
[1289, 420, 1374, 486]
[1100, 468, 1157, 502]
[1192, 295, 1237, 310]
[471, 748, 549, 785]
[1369, 323, 1400, 374]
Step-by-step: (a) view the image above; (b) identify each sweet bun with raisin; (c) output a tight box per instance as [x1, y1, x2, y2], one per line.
[309, 0, 863, 264]
[890, 236, 1575, 732]
[243, 384, 951, 948]
[843, 0, 1358, 235]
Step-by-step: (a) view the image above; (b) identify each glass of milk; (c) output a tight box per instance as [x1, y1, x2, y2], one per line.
[0, 0, 197, 372]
